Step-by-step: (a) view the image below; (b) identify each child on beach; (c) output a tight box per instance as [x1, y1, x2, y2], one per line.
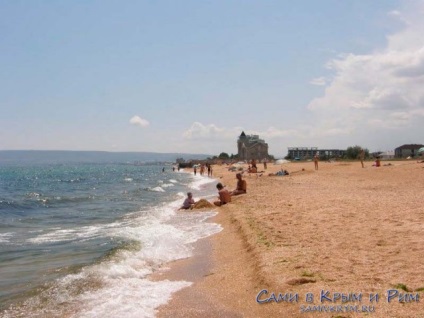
[180, 192, 196, 210]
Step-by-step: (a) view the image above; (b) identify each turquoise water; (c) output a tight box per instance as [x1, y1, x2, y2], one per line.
[0, 156, 220, 317]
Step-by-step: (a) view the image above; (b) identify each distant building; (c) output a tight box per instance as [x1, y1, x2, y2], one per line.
[394, 144, 424, 158]
[237, 131, 269, 161]
[379, 150, 395, 160]
[287, 147, 345, 159]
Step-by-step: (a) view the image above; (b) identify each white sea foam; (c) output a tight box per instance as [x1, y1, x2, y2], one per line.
[62, 201, 219, 317]
[150, 186, 165, 192]
[124, 178, 133, 182]
[0, 232, 14, 243]
[28, 225, 104, 244]
[168, 179, 178, 183]
[188, 175, 215, 190]
[76, 278, 191, 318]
[161, 183, 174, 188]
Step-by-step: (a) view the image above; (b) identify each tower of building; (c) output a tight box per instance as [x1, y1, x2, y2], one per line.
[237, 131, 268, 161]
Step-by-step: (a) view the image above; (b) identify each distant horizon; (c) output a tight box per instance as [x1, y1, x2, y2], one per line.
[2, 143, 422, 158]
[0, 150, 213, 165]
[0, 149, 212, 155]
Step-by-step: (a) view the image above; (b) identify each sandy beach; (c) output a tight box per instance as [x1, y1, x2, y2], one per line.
[157, 160, 424, 318]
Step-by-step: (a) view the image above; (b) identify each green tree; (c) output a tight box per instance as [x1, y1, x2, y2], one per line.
[346, 145, 369, 159]
[320, 154, 329, 161]
[218, 152, 230, 159]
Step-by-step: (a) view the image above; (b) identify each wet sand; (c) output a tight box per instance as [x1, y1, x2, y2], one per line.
[157, 160, 424, 318]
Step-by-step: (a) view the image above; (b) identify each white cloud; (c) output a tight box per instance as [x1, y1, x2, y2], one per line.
[306, 2, 424, 140]
[129, 115, 150, 128]
[182, 122, 299, 141]
[182, 122, 224, 139]
[310, 77, 327, 86]
[249, 126, 299, 139]
[387, 10, 409, 25]
[182, 122, 246, 140]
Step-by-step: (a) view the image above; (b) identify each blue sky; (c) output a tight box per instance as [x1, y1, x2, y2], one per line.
[1, 0, 423, 157]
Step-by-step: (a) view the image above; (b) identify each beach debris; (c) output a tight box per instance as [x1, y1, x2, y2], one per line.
[286, 278, 316, 285]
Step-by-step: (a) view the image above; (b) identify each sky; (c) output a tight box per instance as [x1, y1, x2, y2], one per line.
[1, 0, 423, 157]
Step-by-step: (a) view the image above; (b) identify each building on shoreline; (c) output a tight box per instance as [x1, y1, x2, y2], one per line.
[286, 147, 345, 160]
[237, 131, 269, 161]
[394, 144, 424, 158]
[378, 150, 395, 159]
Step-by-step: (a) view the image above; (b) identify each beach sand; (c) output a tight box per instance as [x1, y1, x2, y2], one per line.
[156, 160, 424, 318]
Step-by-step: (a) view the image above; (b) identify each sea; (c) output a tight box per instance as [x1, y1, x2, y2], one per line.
[0, 151, 221, 318]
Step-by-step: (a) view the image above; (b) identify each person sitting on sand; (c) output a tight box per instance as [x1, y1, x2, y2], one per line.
[269, 169, 289, 176]
[180, 192, 196, 210]
[230, 173, 247, 195]
[214, 183, 231, 206]
[251, 159, 257, 170]
[246, 164, 260, 174]
[373, 157, 381, 167]
[249, 166, 257, 173]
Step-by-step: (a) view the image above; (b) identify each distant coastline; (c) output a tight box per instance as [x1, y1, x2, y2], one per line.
[0, 150, 212, 165]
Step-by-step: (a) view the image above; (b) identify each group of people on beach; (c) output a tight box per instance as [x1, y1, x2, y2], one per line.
[213, 172, 247, 206]
[193, 163, 213, 177]
[180, 172, 247, 210]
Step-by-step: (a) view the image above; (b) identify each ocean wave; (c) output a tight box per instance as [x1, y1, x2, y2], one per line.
[28, 195, 96, 206]
[57, 178, 85, 183]
[27, 225, 105, 244]
[0, 232, 14, 243]
[188, 175, 216, 190]
[0, 199, 42, 212]
[147, 187, 165, 192]
[6, 202, 220, 317]
[161, 183, 174, 188]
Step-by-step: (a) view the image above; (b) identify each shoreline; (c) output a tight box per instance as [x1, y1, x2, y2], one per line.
[156, 160, 424, 317]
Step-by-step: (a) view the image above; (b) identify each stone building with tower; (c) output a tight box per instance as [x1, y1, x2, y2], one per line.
[237, 131, 269, 161]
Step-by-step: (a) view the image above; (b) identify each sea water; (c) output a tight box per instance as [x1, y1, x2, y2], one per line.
[0, 155, 221, 317]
